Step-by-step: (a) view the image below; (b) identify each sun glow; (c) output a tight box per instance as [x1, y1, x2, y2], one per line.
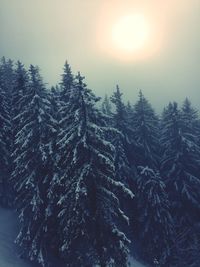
[96, 2, 163, 62]
[112, 14, 150, 53]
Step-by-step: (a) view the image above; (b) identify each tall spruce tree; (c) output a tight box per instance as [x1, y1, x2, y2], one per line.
[0, 57, 13, 206]
[110, 85, 136, 260]
[181, 98, 199, 139]
[110, 85, 127, 132]
[0, 57, 15, 96]
[125, 101, 134, 126]
[58, 61, 74, 130]
[160, 102, 200, 266]
[131, 91, 173, 266]
[110, 85, 135, 191]
[12, 65, 57, 266]
[59, 61, 73, 103]
[131, 90, 159, 169]
[0, 84, 11, 205]
[54, 74, 133, 267]
[102, 94, 112, 116]
[12, 61, 29, 134]
[136, 166, 173, 266]
[50, 86, 60, 114]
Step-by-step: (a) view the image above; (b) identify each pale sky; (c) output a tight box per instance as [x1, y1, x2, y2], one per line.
[0, 0, 200, 111]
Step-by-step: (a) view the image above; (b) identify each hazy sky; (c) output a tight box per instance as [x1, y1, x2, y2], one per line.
[0, 0, 200, 111]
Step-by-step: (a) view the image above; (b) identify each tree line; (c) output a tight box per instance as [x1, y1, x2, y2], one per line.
[0, 57, 200, 267]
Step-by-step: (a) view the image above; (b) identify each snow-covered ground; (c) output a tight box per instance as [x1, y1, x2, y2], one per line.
[0, 207, 39, 267]
[129, 257, 146, 267]
[0, 207, 145, 267]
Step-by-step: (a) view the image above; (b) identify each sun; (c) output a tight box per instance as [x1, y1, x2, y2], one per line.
[96, 7, 158, 61]
[111, 14, 150, 53]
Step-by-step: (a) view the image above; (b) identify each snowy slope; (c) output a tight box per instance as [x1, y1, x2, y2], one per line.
[129, 257, 146, 267]
[0, 207, 146, 267]
[0, 207, 39, 267]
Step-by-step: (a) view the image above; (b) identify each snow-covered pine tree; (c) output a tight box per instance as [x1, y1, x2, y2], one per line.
[110, 85, 136, 259]
[130, 91, 171, 265]
[131, 90, 159, 169]
[58, 61, 74, 130]
[110, 85, 127, 131]
[0, 57, 15, 96]
[101, 94, 113, 138]
[11, 62, 29, 171]
[49, 85, 61, 122]
[0, 84, 11, 205]
[7, 61, 30, 206]
[160, 101, 200, 266]
[102, 94, 112, 116]
[59, 61, 74, 103]
[110, 85, 135, 191]
[181, 98, 200, 140]
[174, 98, 200, 267]
[55, 74, 133, 267]
[198, 118, 200, 147]
[40, 85, 61, 263]
[41, 66, 75, 257]
[124, 101, 139, 171]
[12, 65, 57, 266]
[0, 57, 13, 206]
[12, 61, 29, 136]
[160, 101, 200, 219]
[125, 101, 134, 126]
[0, 57, 15, 117]
[136, 166, 173, 266]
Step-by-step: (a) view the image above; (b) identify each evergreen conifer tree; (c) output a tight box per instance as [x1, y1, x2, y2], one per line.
[131, 92, 172, 266]
[59, 61, 73, 103]
[0, 84, 11, 205]
[12, 65, 57, 266]
[132, 90, 159, 169]
[54, 74, 133, 267]
[136, 166, 173, 266]
[160, 102, 200, 266]
[102, 94, 112, 116]
[0, 57, 13, 206]
[110, 85, 135, 190]
[181, 98, 199, 139]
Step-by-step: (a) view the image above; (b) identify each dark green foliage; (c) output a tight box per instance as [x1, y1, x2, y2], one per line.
[12, 65, 57, 266]
[54, 73, 132, 267]
[110, 85, 135, 187]
[136, 167, 173, 266]
[0, 57, 14, 206]
[160, 101, 200, 266]
[59, 61, 74, 103]
[102, 94, 112, 116]
[132, 90, 159, 169]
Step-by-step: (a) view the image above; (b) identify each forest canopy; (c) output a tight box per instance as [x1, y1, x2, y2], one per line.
[0, 57, 200, 267]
